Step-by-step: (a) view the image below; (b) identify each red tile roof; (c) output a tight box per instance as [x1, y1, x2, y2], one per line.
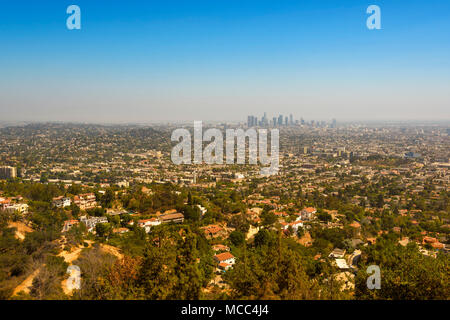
[215, 252, 234, 262]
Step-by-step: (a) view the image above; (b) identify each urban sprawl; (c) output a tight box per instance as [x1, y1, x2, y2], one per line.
[0, 118, 448, 300]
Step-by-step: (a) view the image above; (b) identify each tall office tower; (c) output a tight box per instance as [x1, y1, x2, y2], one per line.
[247, 116, 252, 127]
[262, 112, 268, 126]
[254, 117, 258, 127]
[0, 166, 17, 179]
[301, 118, 305, 125]
[289, 114, 293, 125]
[331, 118, 337, 128]
[273, 117, 277, 127]
[285, 117, 288, 126]
[278, 115, 283, 126]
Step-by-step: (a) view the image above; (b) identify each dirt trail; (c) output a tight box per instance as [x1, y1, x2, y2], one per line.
[100, 244, 123, 259]
[59, 240, 94, 296]
[13, 239, 123, 297]
[12, 268, 41, 296]
[12, 240, 93, 297]
[60, 242, 123, 296]
[57, 240, 93, 264]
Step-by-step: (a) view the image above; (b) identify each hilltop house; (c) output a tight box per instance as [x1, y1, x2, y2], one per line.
[301, 207, 317, 220]
[214, 252, 236, 271]
[201, 225, 226, 239]
[73, 193, 97, 210]
[80, 215, 108, 232]
[281, 220, 304, 233]
[53, 196, 71, 208]
[138, 218, 161, 233]
[62, 219, 79, 233]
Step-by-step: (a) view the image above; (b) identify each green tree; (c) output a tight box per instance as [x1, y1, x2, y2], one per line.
[229, 230, 245, 247]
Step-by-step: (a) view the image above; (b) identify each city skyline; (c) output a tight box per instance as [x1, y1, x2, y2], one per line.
[1, 0, 450, 122]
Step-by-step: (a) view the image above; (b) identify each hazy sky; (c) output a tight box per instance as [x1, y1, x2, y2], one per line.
[1, 0, 449, 123]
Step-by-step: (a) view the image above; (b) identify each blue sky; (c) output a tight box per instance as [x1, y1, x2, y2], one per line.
[1, 0, 449, 122]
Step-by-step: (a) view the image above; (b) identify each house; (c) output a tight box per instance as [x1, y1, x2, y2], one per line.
[0, 198, 11, 210]
[281, 220, 304, 233]
[53, 196, 71, 208]
[349, 221, 361, 229]
[73, 193, 97, 210]
[329, 248, 346, 259]
[113, 227, 129, 234]
[218, 262, 233, 271]
[138, 218, 161, 233]
[201, 225, 226, 239]
[62, 220, 79, 233]
[214, 252, 236, 267]
[116, 180, 129, 188]
[273, 211, 288, 217]
[159, 212, 184, 224]
[80, 216, 108, 232]
[349, 221, 362, 237]
[3, 203, 29, 214]
[423, 236, 438, 244]
[293, 212, 303, 221]
[301, 207, 317, 220]
[431, 242, 444, 250]
[212, 244, 230, 252]
[248, 207, 263, 215]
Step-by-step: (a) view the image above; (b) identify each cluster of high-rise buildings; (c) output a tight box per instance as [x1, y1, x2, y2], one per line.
[247, 113, 296, 127]
[247, 113, 337, 128]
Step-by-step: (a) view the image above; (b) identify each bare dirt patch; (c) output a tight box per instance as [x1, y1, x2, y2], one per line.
[8, 221, 33, 241]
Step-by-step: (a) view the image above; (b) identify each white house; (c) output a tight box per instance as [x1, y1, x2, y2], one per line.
[80, 216, 108, 233]
[214, 252, 235, 265]
[301, 207, 317, 220]
[138, 218, 161, 233]
[4, 203, 29, 214]
[282, 220, 304, 233]
[53, 196, 72, 208]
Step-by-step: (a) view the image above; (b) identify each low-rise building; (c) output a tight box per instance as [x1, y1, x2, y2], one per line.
[62, 219, 79, 233]
[73, 193, 97, 210]
[138, 218, 161, 233]
[80, 215, 108, 232]
[53, 196, 72, 208]
[201, 224, 226, 239]
[159, 212, 184, 224]
[214, 252, 236, 267]
[329, 248, 346, 259]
